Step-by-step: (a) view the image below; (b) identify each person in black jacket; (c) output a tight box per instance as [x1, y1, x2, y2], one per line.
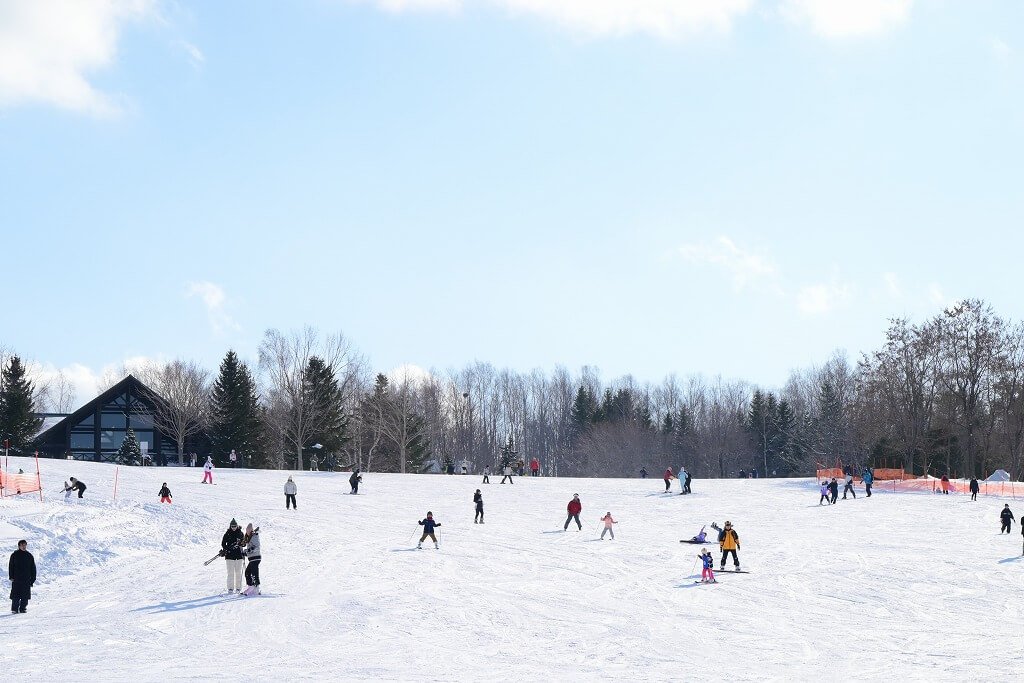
[828, 478, 839, 505]
[158, 483, 172, 504]
[222, 519, 245, 592]
[969, 478, 980, 502]
[473, 490, 484, 524]
[417, 512, 441, 549]
[350, 469, 362, 495]
[68, 477, 86, 499]
[8, 540, 36, 614]
[1000, 504, 1015, 534]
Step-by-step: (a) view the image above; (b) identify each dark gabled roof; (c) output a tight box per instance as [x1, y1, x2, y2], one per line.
[34, 374, 165, 443]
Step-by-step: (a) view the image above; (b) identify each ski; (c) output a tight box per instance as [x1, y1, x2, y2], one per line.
[679, 540, 714, 544]
[716, 569, 750, 573]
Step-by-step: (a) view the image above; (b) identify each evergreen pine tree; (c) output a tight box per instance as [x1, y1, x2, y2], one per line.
[302, 356, 347, 455]
[208, 350, 264, 465]
[115, 427, 143, 465]
[0, 356, 42, 451]
[570, 387, 597, 443]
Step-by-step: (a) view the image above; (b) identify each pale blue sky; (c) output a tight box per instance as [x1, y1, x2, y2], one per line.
[1, 1, 1022, 400]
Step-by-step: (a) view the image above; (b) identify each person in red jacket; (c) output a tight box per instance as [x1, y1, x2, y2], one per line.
[564, 494, 583, 531]
[663, 467, 675, 492]
[530, 457, 540, 477]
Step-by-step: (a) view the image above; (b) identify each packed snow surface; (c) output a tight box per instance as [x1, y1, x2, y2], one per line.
[1, 457, 1022, 681]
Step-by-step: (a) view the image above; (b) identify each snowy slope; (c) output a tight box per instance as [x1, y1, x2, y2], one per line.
[1, 457, 1022, 681]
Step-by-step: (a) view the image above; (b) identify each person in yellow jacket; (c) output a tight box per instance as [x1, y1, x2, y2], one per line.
[718, 520, 740, 571]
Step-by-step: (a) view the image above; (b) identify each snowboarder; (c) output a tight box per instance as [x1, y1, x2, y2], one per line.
[202, 456, 214, 484]
[68, 477, 86, 499]
[663, 467, 675, 492]
[599, 512, 616, 540]
[699, 549, 716, 583]
[474, 489, 484, 524]
[417, 512, 441, 549]
[818, 481, 830, 505]
[482, 466, 490, 484]
[718, 520, 740, 571]
[8, 540, 35, 614]
[530, 458, 540, 477]
[863, 468, 873, 497]
[843, 473, 856, 500]
[940, 474, 950, 495]
[1000, 504, 1015, 534]
[969, 478, 980, 501]
[500, 465, 514, 484]
[241, 523, 261, 595]
[828, 478, 839, 504]
[159, 483, 172, 504]
[564, 494, 583, 531]
[350, 469, 362, 494]
[284, 476, 297, 509]
[689, 526, 707, 543]
[222, 519, 245, 593]
[639, 467, 648, 479]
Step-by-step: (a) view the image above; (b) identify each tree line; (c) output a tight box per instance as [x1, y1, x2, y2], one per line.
[2, 299, 1023, 478]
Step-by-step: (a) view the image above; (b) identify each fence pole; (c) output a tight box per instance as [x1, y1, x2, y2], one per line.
[113, 466, 119, 503]
[35, 451, 42, 502]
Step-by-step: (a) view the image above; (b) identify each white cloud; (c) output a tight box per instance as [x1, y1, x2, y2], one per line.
[186, 281, 240, 335]
[357, 0, 754, 38]
[990, 37, 1011, 64]
[180, 40, 205, 68]
[0, 0, 155, 116]
[797, 277, 853, 315]
[29, 356, 164, 410]
[780, 0, 913, 39]
[677, 236, 780, 292]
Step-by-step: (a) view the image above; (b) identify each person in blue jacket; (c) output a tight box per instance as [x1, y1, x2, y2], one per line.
[417, 512, 442, 549]
[862, 468, 873, 497]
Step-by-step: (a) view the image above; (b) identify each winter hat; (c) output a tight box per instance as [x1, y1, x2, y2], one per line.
[573, 493, 579, 498]
[287, 476, 293, 481]
[427, 511, 433, 516]
[230, 518, 238, 527]
[246, 523, 253, 534]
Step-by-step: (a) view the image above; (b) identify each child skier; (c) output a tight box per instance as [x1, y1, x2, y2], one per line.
[474, 489, 484, 524]
[241, 523, 261, 595]
[158, 483, 172, 504]
[284, 476, 297, 509]
[600, 512, 616, 540]
[699, 549, 716, 583]
[1000, 504, 1015, 534]
[418, 512, 441, 549]
[202, 456, 214, 484]
[221, 518, 245, 592]
[819, 481, 830, 505]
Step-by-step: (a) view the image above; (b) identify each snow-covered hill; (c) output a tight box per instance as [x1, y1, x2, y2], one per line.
[1, 457, 1021, 681]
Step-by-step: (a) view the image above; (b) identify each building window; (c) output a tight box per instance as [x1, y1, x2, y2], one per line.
[101, 412, 127, 429]
[70, 433, 95, 450]
[129, 414, 154, 429]
[100, 430, 127, 450]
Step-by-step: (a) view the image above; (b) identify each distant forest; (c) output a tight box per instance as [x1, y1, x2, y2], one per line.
[3, 299, 1023, 479]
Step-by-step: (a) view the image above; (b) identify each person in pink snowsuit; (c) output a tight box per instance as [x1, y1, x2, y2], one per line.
[202, 456, 214, 484]
[699, 549, 716, 583]
[600, 512, 616, 540]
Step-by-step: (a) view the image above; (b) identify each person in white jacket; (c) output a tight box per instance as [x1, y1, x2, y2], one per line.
[242, 523, 261, 595]
[202, 456, 214, 484]
[284, 477, 297, 510]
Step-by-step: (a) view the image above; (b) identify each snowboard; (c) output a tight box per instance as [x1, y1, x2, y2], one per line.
[679, 540, 713, 544]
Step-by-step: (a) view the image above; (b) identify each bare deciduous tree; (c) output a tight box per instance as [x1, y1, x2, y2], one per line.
[137, 360, 210, 465]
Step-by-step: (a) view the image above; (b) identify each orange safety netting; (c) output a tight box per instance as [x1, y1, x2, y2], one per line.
[815, 468, 844, 480]
[0, 469, 41, 496]
[872, 468, 909, 481]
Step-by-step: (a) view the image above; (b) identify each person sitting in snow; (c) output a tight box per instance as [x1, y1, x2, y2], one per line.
[159, 483, 172, 504]
[699, 549, 716, 583]
[689, 526, 707, 543]
[418, 512, 441, 549]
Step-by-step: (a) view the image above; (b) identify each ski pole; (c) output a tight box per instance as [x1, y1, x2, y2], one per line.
[690, 558, 699, 576]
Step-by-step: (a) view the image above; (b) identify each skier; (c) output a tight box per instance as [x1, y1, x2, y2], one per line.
[202, 456, 214, 484]
[940, 474, 950, 495]
[482, 466, 490, 484]
[8, 540, 35, 614]
[663, 467, 675, 492]
[241, 523, 261, 595]
[221, 519, 245, 593]
[969, 478, 980, 502]
[718, 520, 740, 571]
[68, 477, 86, 499]
[350, 469, 362, 494]
[158, 483, 172, 504]
[684, 469, 693, 495]
[310, 454, 319, 472]
[678, 467, 687, 495]
[417, 512, 441, 549]
[564, 494, 583, 531]
[818, 481, 831, 505]
[474, 489, 484, 524]
[284, 476, 297, 509]
[1000, 504, 1015, 534]
[530, 458, 540, 477]
[842, 473, 856, 500]
[699, 549, 716, 583]
[500, 465, 514, 484]
[599, 512, 616, 540]
[639, 467, 648, 479]
[863, 468, 873, 497]
[828, 478, 839, 505]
